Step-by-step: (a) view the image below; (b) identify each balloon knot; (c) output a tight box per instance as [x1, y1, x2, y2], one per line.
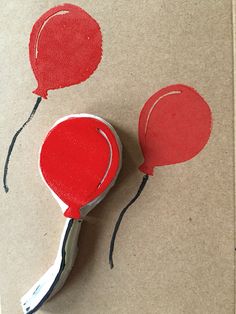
[139, 162, 154, 176]
[33, 86, 48, 99]
[64, 206, 81, 219]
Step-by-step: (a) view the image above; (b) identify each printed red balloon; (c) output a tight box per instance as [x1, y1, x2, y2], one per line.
[40, 115, 121, 219]
[139, 84, 212, 175]
[29, 4, 102, 99]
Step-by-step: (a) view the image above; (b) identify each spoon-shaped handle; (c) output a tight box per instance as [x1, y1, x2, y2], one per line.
[21, 218, 82, 314]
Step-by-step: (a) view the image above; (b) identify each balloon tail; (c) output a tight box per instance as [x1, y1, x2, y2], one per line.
[109, 174, 149, 269]
[33, 86, 48, 99]
[64, 205, 81, 219]
[3, 96, 42, 193]
[139, 162, 154, 175]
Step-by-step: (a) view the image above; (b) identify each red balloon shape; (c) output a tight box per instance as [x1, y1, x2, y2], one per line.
[139, 84, 212, 175]
[29, 4, 102, 99]
[40, 115, 121, 219]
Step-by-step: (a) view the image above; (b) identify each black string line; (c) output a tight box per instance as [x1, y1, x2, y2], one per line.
[109, 174, 149, 269]
[3, 96, 42, 193]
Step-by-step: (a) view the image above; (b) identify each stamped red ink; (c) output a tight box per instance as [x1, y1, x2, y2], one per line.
[3, 4, 102, 192]
[109, 84, 212, 268]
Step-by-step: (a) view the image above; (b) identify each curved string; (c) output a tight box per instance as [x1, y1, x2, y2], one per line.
[3, 97, 42, 193]
[109, 174, 149, 269]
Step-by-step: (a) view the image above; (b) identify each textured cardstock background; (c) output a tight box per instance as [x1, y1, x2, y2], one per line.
[0, 1, 234, 313]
